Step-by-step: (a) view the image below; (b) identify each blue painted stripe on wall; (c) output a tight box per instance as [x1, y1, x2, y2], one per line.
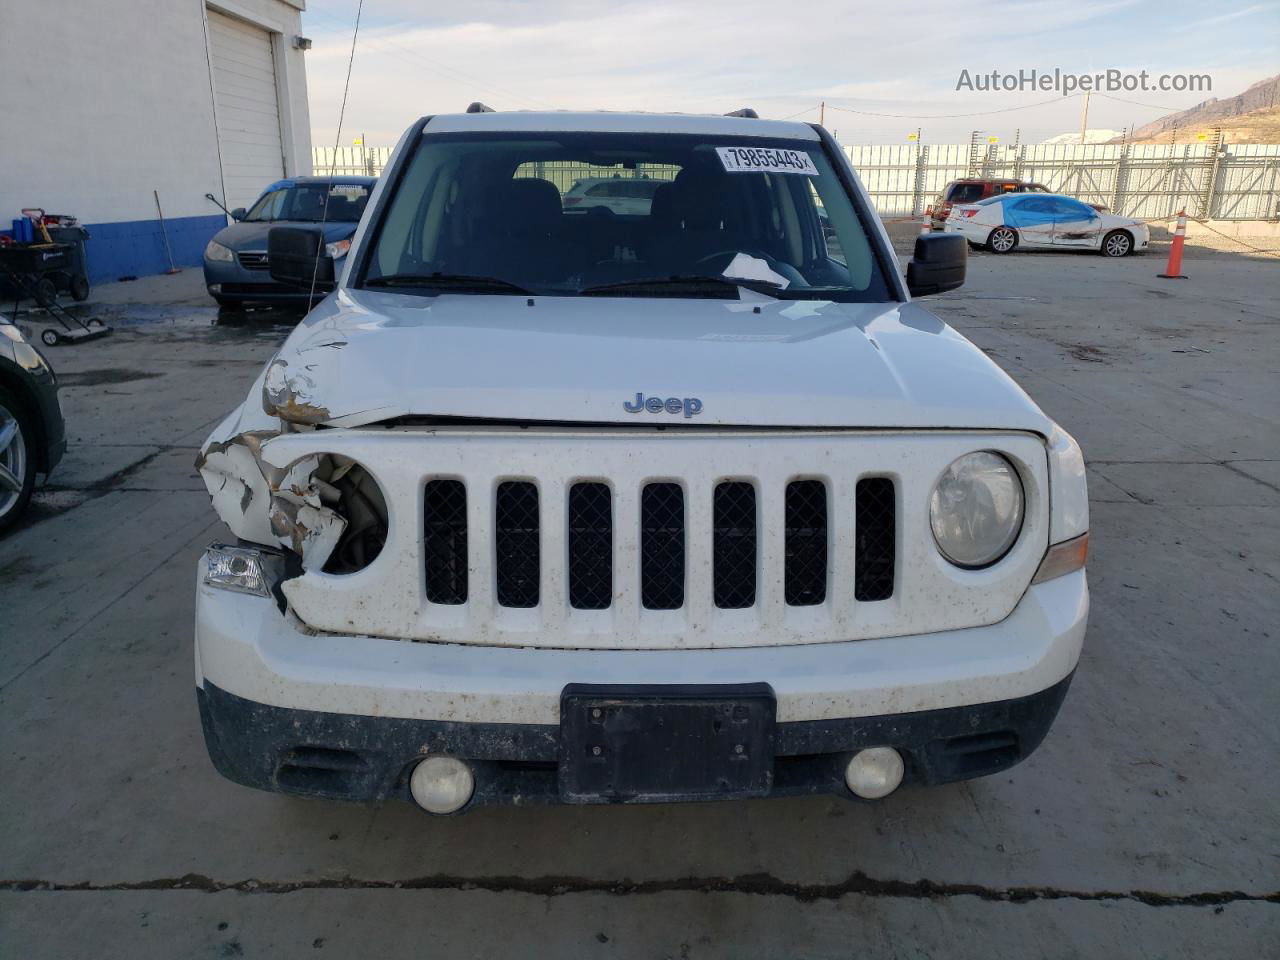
[3, 214, 225, 285]
[80, 214, 226, 284]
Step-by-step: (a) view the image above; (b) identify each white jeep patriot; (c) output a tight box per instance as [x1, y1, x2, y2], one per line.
[195, 107, 1089, 814]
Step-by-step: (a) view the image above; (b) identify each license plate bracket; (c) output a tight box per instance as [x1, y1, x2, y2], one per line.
[558, 683, 776, 803]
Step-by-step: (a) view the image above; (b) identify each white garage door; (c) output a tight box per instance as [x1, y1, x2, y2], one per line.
[207, 8, 285, 210]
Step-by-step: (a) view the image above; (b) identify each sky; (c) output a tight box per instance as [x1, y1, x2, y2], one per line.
[301, 0, 1280, 147]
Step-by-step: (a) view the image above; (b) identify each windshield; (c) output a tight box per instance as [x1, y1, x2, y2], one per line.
[359, 132, 891, 301]
[243, 183, 371, 223]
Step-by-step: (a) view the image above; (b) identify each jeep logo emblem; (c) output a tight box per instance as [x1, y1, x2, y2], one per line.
[624, 393, 703, 418]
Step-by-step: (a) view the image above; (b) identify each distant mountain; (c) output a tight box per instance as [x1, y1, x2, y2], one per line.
[1042, 129, 1122, 144]
[1109, 74, 1280, 144]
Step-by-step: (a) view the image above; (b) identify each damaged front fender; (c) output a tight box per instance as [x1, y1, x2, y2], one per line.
[196, 385, 350, 572]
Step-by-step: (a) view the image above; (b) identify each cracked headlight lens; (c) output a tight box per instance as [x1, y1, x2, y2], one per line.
[203, 544, 285, 597]
[204, 239, 235, 263]
[929, 451, 1024, 568]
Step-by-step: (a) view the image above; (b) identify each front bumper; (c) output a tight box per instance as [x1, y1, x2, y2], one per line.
[198, 672, 1073, 809]
[202, 257, 315, 303]
[194, 566, 1087, 809]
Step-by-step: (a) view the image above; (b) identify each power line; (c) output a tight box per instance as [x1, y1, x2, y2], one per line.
[777, 105, 818, 120]
[1095, 92, 1192, 112]
[311, 0, 364, 302]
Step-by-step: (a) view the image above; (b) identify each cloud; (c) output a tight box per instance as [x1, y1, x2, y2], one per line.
[302, 0, 1277, 146]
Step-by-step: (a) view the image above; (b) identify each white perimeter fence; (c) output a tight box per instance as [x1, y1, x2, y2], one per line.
[314, 141, 1280, 222]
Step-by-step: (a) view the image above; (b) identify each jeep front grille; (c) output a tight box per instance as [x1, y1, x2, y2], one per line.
[425, 476, 879, 615]
[269, 430, 1051, 651]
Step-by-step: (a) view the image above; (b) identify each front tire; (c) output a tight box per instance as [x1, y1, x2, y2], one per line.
[0, 386, 37, 534]
[987, 226, 1018, 254]
[1101, 230, 1133, 258]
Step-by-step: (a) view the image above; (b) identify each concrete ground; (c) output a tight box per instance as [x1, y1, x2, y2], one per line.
[1, 247, 1277, 959]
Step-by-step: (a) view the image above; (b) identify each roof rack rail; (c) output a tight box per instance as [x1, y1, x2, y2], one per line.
[466, 102, 495, 114]
[724, 108, 759, 119]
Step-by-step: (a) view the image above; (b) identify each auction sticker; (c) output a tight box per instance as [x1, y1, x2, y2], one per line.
[716, 146, 818, 175]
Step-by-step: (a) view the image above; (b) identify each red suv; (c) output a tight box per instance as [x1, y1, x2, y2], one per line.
[929, 180, 1050, 229]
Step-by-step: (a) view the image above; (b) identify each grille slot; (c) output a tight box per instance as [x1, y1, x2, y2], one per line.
[424, 479, 468, 604]
[855, 477, 896, 601]
[713, 481, 757, 609]
[568, 482, 612, 610]
[237, 250, 270, 270]
[785, 480, 827, 606]
[641, 483, 685, 610]
[495, 481, 540, 608]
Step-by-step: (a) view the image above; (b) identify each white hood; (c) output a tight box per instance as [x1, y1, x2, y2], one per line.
[257, 288, 1052, 433]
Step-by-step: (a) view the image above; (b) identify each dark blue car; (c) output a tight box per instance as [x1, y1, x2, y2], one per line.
[203, 176, 376, 307]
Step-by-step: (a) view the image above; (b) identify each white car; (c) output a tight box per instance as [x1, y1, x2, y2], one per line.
[562, 176, 666, 216]
[194, 107, 1089, 814]
[946, 193, 1149, 256]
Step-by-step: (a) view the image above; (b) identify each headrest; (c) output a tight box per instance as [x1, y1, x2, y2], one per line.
[670, 169, 735, 231]
[500, 178, 562, 233]
[648, 182, 677, 226]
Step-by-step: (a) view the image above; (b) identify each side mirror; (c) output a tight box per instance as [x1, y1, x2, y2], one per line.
[230, 207, 247, 221]
[268, 227, 335, 290]
[906, 233, 966, 297]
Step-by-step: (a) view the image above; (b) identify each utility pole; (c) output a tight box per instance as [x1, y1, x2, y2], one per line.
[1079, 91, 1091, 145]
[820, 101, 825, 126]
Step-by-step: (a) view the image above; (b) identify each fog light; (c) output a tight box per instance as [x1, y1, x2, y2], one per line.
[845, 747, 904, 799]
[410, 756, 474, 814]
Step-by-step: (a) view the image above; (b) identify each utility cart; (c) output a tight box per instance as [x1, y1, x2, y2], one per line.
[0, 240, 109, 345]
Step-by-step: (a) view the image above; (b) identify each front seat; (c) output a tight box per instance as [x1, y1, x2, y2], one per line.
[487, 178, 572, 284]
[652, 170, 744, 273]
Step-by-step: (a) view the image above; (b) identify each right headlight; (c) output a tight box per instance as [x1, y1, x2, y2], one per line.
[929, 451, 1024, 568]
[204, 239, 234, 263]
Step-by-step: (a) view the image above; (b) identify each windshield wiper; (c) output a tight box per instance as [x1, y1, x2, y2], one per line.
[365, 272, 533, 294]
[580, 274, 784, 298]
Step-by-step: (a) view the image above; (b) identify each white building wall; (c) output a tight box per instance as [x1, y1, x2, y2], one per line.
[0, 0, 311, 282]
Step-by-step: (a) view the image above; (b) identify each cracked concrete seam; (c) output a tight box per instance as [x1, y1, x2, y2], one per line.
[2, 873, 1277, 906]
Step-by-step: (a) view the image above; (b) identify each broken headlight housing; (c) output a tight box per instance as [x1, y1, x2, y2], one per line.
[203, 544, 287, 597]
[318, 457, 388, 574]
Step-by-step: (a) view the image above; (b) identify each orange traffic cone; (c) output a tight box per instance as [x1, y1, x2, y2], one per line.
[1159, 210, 1188, 279]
